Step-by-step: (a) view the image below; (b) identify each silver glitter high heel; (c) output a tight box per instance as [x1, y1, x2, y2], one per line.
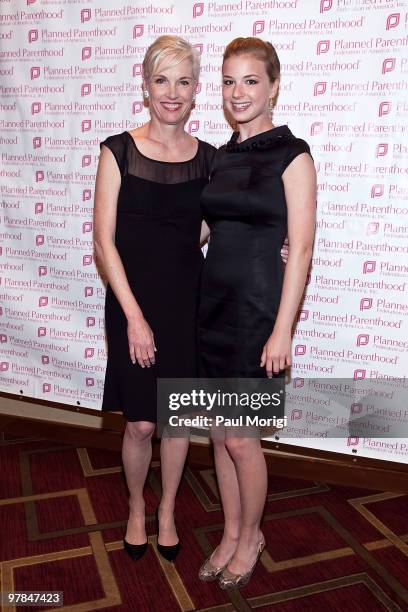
[198, 548, 233, 582]
[218, 534, 265, 589]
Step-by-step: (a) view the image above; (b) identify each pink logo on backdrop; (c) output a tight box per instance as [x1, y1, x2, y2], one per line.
[86, 317, 95, 327]
[84, 286, 93, 297]
[81, 83, 91, 96]
[133, 64, 143, 77]
[33, 136, 41, 149]
[253, 20, 265, 35]
[347, 436, 359, 446]
[35, 202, 43, 214]
[81, 8, 92, 22]
[351, 403, 362, 414]
[38, 266, 47, 276]
[0, 335, 7, 343]
[382, 58, 396, 74]
[314, 82, 327, 96]
[317, 40, 330, 54]
[366, 221, 379, 235]
[376, 143, 388, 157]
[0, 362, 9, 372]
[83, 255, 93, 266]
[356, 333, 369, 346]
[291, 409, 302, 420]
[132, 101, 143, 114]
[30, 66, 40, 79]
[39, 296, 48, 307]
[42, 355, 49, 364]
[82, 47, 92, 60]
[298, 310, 309, 321]
[31, 102, 41, 114]
[36, 171, 44, 182]
[84, 348, 94, 358]
[38, 327, 47, 337]
[371, 184, 384, 197]
[311, 122, 323, 135]
[193, 2, 204, 17]
[82, 155, 91, 167]
[83, 189, 92, 201]
[320, 0, 332, 12]
[193, 44, 203, 55]
[81, 120, 91, 132]
[379, 101, 391, 116]
[293, 377, 304, 388]
[360, 298, 373, 310]
[27, 0, 37, 4]
[43, 383, 51, 393]
[36, 235, 44, 245]
[188, 120, 200, 134]
[363, 260, 376, 274]
[294, 345, 306, 356]
[28, 29, 38, 43]
[386, 13, 400, 30]
[133, 24, 144, 38]
[82, 222, 92, 233]
[86, 378, 95, 386]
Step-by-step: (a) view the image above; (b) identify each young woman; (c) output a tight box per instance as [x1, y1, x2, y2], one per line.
[94, 34, 290, 566]
[93, 36, 216, 562]
[198, 37, 316, 588]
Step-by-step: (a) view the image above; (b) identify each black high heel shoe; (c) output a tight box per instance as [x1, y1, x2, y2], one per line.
[156, 508, 180, 562]
[123, 538, 148, 561]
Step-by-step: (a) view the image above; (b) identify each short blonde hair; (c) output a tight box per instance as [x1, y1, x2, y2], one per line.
[142, 35, 200, 81]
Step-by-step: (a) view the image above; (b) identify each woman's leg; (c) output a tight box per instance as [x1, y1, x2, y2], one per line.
[158, 428, 190, 546]
[223, 434, 267, 574]
[122, 420, 156, 544]
[207, 427, 241, 566]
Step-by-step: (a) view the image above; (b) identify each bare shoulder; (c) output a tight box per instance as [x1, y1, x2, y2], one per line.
[127, 124, 149, 143]
[282, 151, 315, 181]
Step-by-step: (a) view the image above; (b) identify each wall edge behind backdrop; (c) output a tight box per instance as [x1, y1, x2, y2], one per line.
[0, 0, 407, 462]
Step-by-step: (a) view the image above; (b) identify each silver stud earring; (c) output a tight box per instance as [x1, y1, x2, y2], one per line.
[143, 90, 149, 99]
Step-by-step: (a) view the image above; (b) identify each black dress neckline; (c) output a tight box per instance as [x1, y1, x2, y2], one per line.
[226, 125, 291, 153]
[124, 130, 201, 165]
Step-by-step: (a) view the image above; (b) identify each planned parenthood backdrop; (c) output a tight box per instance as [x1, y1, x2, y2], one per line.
[0, 0, 407, 462]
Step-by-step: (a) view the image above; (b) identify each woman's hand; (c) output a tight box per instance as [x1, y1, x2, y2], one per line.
[280, 237, 289, 264]
[127, 316, 156, 368]
[260, 329, 291, 377]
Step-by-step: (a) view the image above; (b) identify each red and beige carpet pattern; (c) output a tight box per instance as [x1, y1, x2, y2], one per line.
[1, 433, 407, 611]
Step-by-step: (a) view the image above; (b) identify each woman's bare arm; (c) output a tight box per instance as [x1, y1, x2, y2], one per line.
[261, 152, 316, 376]
[93, 146, 155, 367]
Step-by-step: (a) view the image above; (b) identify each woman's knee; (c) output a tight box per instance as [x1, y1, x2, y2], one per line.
[125, 420, 155, 442]
[224, 436, 252, 460]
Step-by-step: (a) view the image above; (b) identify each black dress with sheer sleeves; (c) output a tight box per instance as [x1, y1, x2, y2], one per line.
[99, 131, 216, 422]
[198, 125, 313, 378]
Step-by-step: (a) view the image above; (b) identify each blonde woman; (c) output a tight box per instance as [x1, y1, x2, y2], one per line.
[198, 37, 317, 588]
[94, 36, 216, 562]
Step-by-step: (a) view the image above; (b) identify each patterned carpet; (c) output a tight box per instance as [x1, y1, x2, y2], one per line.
[1, 433, 407, 611]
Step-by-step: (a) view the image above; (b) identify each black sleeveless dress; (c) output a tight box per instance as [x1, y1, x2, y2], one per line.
[100, 131, 216, 422]
[198, 125, 312, 378]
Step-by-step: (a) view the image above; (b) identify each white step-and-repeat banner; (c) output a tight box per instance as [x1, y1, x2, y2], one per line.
[0, 0, 407, 462]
